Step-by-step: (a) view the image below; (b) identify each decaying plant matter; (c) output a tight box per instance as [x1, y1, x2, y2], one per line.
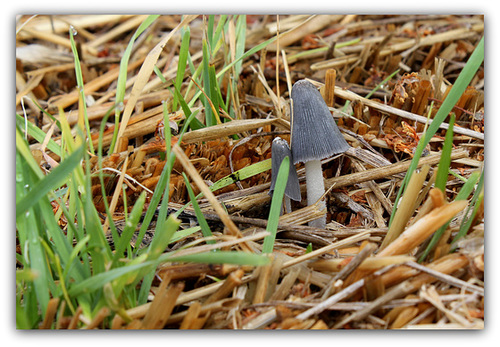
[16, 14, 484, 329]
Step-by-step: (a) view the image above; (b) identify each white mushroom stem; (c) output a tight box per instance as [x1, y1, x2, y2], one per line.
[284, 196, 292, 215]
[305, 160, 327, 228]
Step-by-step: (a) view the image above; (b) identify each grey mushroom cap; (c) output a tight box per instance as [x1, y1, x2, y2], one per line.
[269, 137, 301, 201]
[290, 79, 350, 164]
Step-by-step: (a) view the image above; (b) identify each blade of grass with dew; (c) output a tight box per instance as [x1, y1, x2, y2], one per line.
[172, 27, 191, 111]
[16, 114, 61, 157]
[109, 15, 159, 154]
[67, 255, 151, 297]
[210, 64, 228, 116]
[16, 146, 84, 218]
[389, 36, 484, 227]
[262, 156, 290, 254]
[183, 173, 215, 244]
[16, 126, 44, 180]
[68, 26, 94, 154]
[15, 152, 51, 317]
[366, 69, 400, 99]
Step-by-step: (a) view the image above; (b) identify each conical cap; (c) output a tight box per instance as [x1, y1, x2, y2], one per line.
[290, 79, 350, 164]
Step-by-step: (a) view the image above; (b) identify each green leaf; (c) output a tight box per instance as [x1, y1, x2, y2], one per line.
[112, 191, 147, 265]
[148, 214, 181, 260]
[452, 170, 484, 246]
[16, 114, 62, 157]
[262, 156, 290, 254]
[16, 146, 84, 219]
[182, 173, 215, 244]
[173, 27, 191, 111]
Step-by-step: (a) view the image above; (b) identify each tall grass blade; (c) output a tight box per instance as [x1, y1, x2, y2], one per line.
[68, 26, 94, 154]
[262, 156, 290, 254]
[172, 27, 190, 111]
[434, 114, 456, 192]
[16, 146, 84, 218]
[109, 15, 159, 153]
[182, 173, 215, 244]
[452, 170, 484, 247]
[16, 114, 61, 157]
[389, 36, 484, 227]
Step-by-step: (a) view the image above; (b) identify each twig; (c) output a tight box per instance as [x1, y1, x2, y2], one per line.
[321, 242, 377, 299]
[404, 261, 484, 296]
[282, 230, 371, 269]
[297, 278, 366, 321]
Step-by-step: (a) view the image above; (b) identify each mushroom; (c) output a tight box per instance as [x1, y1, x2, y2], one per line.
[290, 79, 350, 228]
[269, 137, 301, 214]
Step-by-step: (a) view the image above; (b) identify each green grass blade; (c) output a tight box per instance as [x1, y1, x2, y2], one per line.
[171, 84, 205, 130]
[16, 146, 84, 218]
[452, 170, 484, 247]
[172, 27, 191, 111]
[16, 126, 44, 180]
[68, 26, 94, 154]
[109, 15, 159, 153]
[417, 115, 455, 262]
[233, 15, 247, 78]
[418, 170, 481, 262]
[262, 156, 290, 254]
[168, 251, 270, 266]
[174, 158, 272, 217]
[182, 173, 215, 244]
[187, 35, 278, 110]
[148, 214, 181, 260]
[170, 226, 202, 243]
[202, 40, 216, 126]
[16, 114, 62, 157]
[112, 191, 147, 265]
[434, 114, 456, 192]
[16, 155, 51, 316]
[389, 36, 484, 227]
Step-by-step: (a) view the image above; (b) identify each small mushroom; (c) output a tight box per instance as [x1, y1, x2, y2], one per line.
[269, 137, 301, 214]
[290, 79, 350, 228]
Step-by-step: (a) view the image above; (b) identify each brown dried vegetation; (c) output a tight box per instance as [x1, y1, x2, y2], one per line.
[16, 14, 484, 329]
